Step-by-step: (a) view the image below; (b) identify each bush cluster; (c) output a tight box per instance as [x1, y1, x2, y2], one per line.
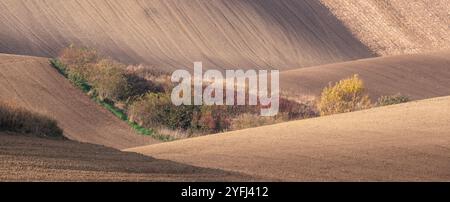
[377, 94, 410, 106]
[0, 102, 64, 139]
[56, 46, 420, 138]
[58, 46, 157, 103]
[55, 46, 323, 137]
[129, 93, 231, 134]
[317, 74, 372, 116]
[279, 98, 318, 119]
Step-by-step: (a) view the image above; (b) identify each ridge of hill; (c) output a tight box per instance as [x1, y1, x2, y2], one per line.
[0, 53, 158, 149]
[127, 96, 450, 181]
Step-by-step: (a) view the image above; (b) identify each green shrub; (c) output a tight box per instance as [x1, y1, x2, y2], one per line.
[54, 45, 325, 138]
[91, 59, 130, 102]
[93, 97, 174, 141]
[0, 102, 64, 139]
[67, 69, 91, 92]
[129, 93, 197, 130]
[53, 47, 175, 141]
[129, 93, 232, 133]
[377, 94, 410, 106]
[166, 104, 197, 130]
[134, 93, 163, 125]
[96, 99, 127, 121]
[317, 74, 372, 116]
[50, 59, 68, 76]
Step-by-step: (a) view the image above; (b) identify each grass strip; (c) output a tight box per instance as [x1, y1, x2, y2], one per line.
[50, 59, 174, 141]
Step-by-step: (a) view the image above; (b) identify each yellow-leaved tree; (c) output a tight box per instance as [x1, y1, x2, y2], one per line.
[317, 74, 371, 116]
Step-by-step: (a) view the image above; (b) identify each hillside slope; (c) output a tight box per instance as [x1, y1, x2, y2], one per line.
[0, 132, 253, 181]
[0, 54, 158, 149]
[320, 0, 450, 55]
[280, 51, 450, 101]
[127, 96, 450, 181]
[0, 0, 373, 70]
[0, 0, 447, 71]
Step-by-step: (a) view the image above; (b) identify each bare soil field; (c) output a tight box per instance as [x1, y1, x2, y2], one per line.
[0, 0, 449, 182]
[127, 96, 450, 181]
[0, 0, 374, 70]
[280, 51, 450, 101]
[0, 54, 158, 149]
[320, 0, 450, 55]
[1, 0, 447, 71]
[0, 132, 253, 181]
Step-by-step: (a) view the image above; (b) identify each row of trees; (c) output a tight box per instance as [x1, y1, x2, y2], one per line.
[56, 46, 317, 137]
[57, 46, 409, 138]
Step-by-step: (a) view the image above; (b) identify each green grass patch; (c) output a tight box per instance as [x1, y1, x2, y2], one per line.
[128, 121, 175, 141]
[94, 98, 175, 141]
[50, 59, 92, 93]
[50, 59, 68, 77]
[50, 59, 174, 141]
[96, 99, 127, 121]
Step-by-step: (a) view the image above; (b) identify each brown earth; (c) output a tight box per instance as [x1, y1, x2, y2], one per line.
[1, 0, 447, 71]
[280, 51, 450, 101]
[127, 96, 450, 181]
[0, 132, 255, 181]
[0, 0, 374, 70]
[320, 0, 450, 55]
[0, 0, 449, 182]
[0, 53, 158, 149]
[2, 51, 450, 181]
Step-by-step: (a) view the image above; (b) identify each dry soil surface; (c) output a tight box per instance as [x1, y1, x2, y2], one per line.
[0, 0, 375, 70]
[0, 53, 158, 149]
[127, 96, 450, 181]
[280, 51, 450, 101]
[0, 132, 254, 181]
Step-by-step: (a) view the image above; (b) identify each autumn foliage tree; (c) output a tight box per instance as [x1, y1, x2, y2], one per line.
[91, 59, 130, 102]
[317, 74, 371, 116]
